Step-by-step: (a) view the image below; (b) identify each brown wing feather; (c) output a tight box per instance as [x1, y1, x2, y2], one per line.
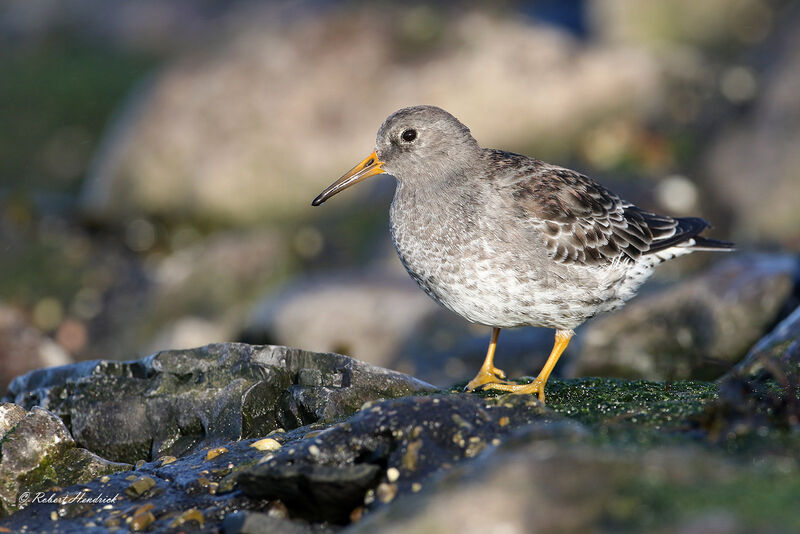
[499, 155, 708, 267]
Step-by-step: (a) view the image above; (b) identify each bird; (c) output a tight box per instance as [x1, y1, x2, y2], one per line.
[311, 105, 733, 402]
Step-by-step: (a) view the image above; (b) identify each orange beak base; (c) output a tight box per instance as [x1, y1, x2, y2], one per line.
[312, 151, 386, 206]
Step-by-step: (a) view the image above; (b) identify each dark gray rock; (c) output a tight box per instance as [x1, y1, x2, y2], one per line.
[2, 374, 793, 533]
[731, 303, 800, 381]
[0, 392, 575, 533]
[575, 254, 800, 381]
[0, 404, 129, 517]
[224, 511, 321, 534]
[703, 304, 800, 437]
[348, 442, 764, 534]
[238, 393, 583, 524]
[4, 343, 436, 464]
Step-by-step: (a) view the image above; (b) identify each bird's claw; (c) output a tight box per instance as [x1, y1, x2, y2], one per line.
[464, 366, 511, 392]
[481, 378, 547, 402]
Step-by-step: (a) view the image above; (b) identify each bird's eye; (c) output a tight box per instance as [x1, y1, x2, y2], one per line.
[401, 129, 417, 142]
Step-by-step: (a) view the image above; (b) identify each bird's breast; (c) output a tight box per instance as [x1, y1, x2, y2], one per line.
[389, 188, 543, 327]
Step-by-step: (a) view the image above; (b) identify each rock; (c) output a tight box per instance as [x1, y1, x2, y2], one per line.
[0, 403, 26, 436]
[137, 227, 285, 355]
[0, 404, 129, 517]
[245, 271, 562, 387]
[80, 5, 662, 225]
[237, 393, 582, 524]
[349, 442, 774, 534]
[4, 343, 436, 464]
[733, 304, 800, 381]
[4, 374, 787, 533]
[0, 303, 72, 391]
[702, 304, 800, 438]
[245, 273, 439, 369]
[223, 511, 318, 534]
[574, 254, 800, 381]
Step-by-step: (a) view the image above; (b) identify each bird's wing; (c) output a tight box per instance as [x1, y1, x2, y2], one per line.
[497, 157, 709, 267]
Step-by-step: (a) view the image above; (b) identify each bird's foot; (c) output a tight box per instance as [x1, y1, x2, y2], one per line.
[482, 378, 547, 403]
[464, 365, 508, 392]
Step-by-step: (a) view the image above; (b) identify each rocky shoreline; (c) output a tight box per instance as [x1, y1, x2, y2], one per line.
[1, 314, 799, 533]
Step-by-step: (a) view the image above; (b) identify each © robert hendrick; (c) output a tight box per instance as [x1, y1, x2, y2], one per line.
[312, 105, 733, 402]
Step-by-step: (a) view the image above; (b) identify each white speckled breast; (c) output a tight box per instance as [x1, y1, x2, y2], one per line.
[388, 180, 642, 331]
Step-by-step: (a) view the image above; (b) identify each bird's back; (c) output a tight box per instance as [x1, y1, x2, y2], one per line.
[389, 148, 732, 330]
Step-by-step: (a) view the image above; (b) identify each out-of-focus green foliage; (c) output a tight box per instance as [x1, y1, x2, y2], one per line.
[0, 41, 155, 193]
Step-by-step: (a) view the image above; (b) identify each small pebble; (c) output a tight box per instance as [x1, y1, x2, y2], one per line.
[498, 416, 510, 427]
[125, 476, 156, 498]
[267, 501, 289, 519]
[205, 447, 228, 461]
[131, 504, 156, 531]
[412, 482, 422, 492]
[376, 482, 398, 504]
[386, 467, 400, 482]
[130, 511, 155, 531]
[100, 475, 110, 483]
[308, 444, 321, 457]
[250, 438, 281, 451]
[159, 455, 177, 466]
[50, 511, 58, 521]
[169, 508, 204, 528]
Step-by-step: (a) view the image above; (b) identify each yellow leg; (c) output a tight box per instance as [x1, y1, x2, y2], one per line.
[484, 329, 574, 403]
[464, 328, 511, 391]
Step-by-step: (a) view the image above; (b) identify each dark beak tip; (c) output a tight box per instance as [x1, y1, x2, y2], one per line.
[311, 196, 325, 207]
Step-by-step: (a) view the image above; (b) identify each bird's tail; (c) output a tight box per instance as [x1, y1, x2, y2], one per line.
[690, 235, 736, 252]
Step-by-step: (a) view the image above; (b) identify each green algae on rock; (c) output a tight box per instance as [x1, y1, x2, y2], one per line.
[0, 404, 129, 517]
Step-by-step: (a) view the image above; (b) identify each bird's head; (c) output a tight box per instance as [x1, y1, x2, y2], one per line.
[311, 105, 479, 206]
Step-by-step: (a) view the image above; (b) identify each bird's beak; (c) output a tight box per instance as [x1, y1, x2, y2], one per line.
[311, 150, 386, 206]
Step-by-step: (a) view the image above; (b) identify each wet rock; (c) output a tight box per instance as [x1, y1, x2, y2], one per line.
[703, 304, 800, 438]
[241, 463, 381, 523]
[349, 442, 783, 534]
[0, 404, 129, 517]
[4, 343, 436, 464]
[238, 393, 582, 524]
[0, 303, 72, 391]
[733, 304, 800, 381]
[2, 376, 778, 533]
[575, 254, 800, 381]
[80, 6, 662, 225]
[223, 511, 318, 534]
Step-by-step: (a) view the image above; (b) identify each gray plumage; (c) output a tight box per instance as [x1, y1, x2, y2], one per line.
[371, 106, 732, 331]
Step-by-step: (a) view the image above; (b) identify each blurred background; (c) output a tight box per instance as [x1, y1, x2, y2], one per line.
[1, 0, 798, 391]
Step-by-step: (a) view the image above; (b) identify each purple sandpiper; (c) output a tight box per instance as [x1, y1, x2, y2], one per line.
[312, 106, 733, 402]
